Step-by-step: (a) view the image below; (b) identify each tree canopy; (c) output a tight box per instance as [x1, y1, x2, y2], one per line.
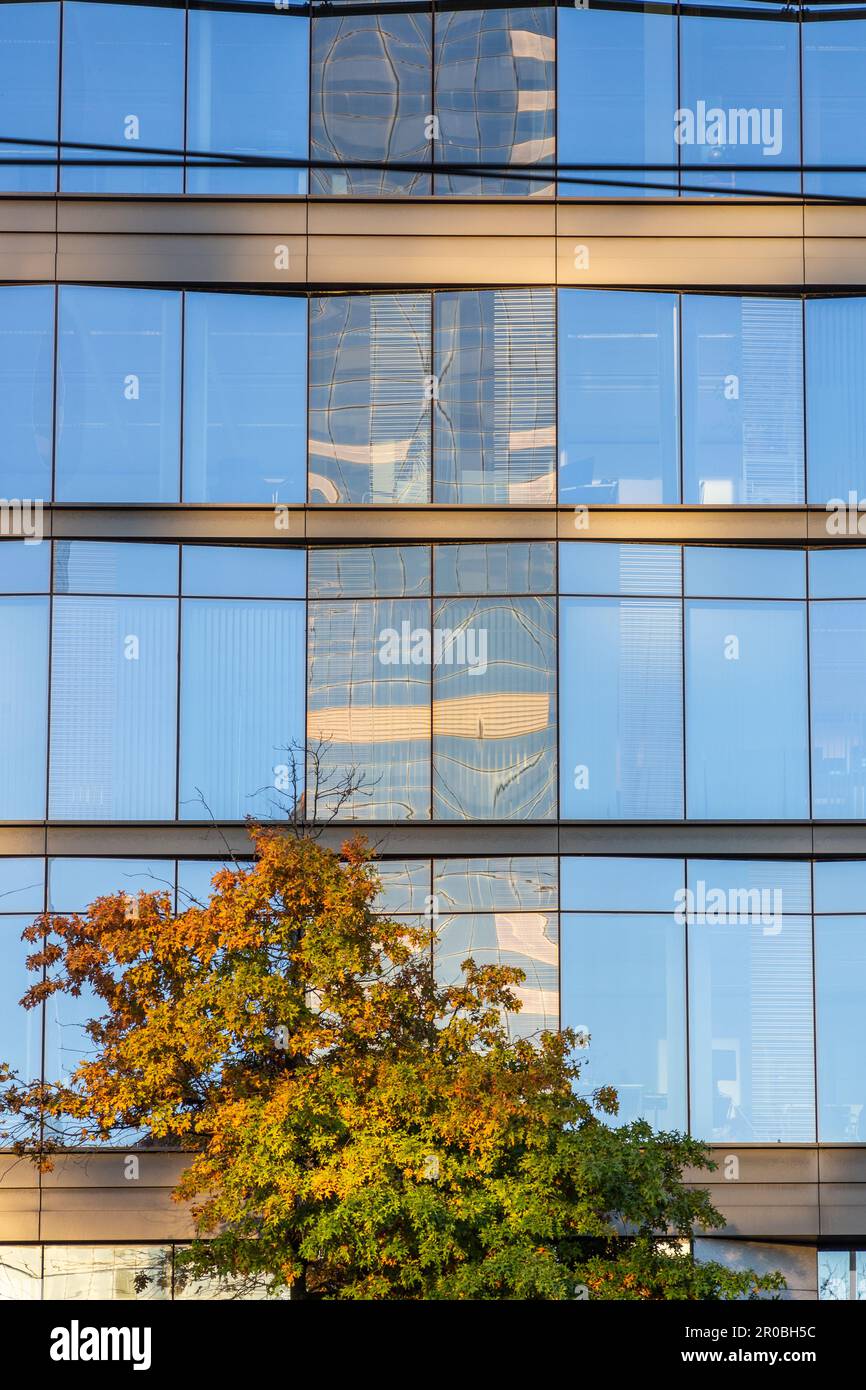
[0, 828, 783, 1301]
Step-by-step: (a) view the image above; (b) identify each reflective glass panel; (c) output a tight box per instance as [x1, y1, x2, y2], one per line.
[308, 294, 430, 504]
[810, 601, 866, 819]
[0, 916, 41, 1083]
[688, 913, 815, 1141]
[806, 298, 866, 506]
[183, 293, 306, 504]
[187, 12, 308, 195]
[180, 599, 305, 821]
[558, 290, 680, 504]
[54, 542, 178, 596]
[56, 287, 181, 503]
[306, 598, 431, 819]
[310, 14, 432, 196]
[679, 11, 799, 197]
[49, 597, 178, 819]
[60, 2, 184, 193]
[558, 8, 677, 198]
[308, 546, 430, 599]
[804, 18, 866, 199]
[433, 597, 556, 820]
[435, 912, 558, 1040]
[562, 912, 687, 1131]
[0, 3, 59, 192]
[434, 8, 554, 197]
[0, 596, 48, 818]
[685, 600, 809, 819]
[816, 915, 866, 1141]
[434, 290, 555, 503]
[682, 295, 804, 504]
[560, 597, 684, 819]
[0, 284, 54, 498]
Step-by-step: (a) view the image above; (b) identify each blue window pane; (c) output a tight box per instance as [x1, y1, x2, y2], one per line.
[54, 542, 178, 596]
[562, 912, 687, 1131]
[686, 600, 809, 819]
[814, 861, 866, 915]
[559, 542, 680, 597]
[679, 12, 799, 197]
[433, 597, 556, 820]
[560, 597, 683, 819]
[0, 917, 42, 1083]
[310, 14, 432, 197]
[186, 13, 308, 196]
[182, 546, 305, 600]
[810, 601, 866, 819]
[810, 549, 866, 600]
[308, 547, 430, 599]
[0, 596, 48, 819]
[49, 597, 178, 820]
[56, 288, 181, 503]
[804, 18, 866, 199]
[0, 541, 49, 594]
[180, 599, 305, 821]
[0, 858, 44, 913]
[684, 547, 805, 600]
[806, 298, 866, 505]
[371, 860, 431, 915]
[558, 8, 677, 198]
[688, 913, 815, 1142]
[48, 858, 174, 913]
[817, 917, 866, 1134]
[176, 860, 239, 907]
[560, 857, 684, 913]
[434, 543, 555, 596]
[558, 291, 679, 504]
[434, 856, 557, 911]
[433, 290, 556, 503]
[307, 598, 431, 820]
[309, 295, 431, 504]
[60, 3, 184, 193]
[0, 3, 58, 192]
[435, 912, 558, 1041]
[682, 296, 804, 504]
[434, 8, 554, 198]
[686, 859, 811, 917]
[0, 285, 54, 499]
[183, 293, 306, 503]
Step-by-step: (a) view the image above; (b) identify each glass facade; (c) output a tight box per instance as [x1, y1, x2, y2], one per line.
[2, 4, 864, 199]
[7, 283, 866, 506]
[0, 849, 864, 1149]
[1, 0, 864, 1307]
[4, 538, 866, 823]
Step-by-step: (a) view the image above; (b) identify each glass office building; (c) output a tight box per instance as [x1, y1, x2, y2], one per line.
[1, 0, 865, 1299]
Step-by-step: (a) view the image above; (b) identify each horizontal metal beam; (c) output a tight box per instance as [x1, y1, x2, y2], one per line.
[33, 504, 866, 544]
[0, 821, 865, 859]
[5, 194, 866, 288]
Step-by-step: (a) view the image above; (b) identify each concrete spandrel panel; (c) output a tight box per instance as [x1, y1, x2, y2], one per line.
[806, 240, 866, 286]
[41, 1152, 191, 1189]
[58, 200, 307, 237]
[684, 1147, 819, 1185]
[700, 1183, 819, 1238]
[308, 200, 556, 238]
[308, 235, 555, 285]
[40, 1188, 195, 1243]
[57, 235, 307, 284]
[556, 202, 803, 240]
[818, 1184, 866, 1237]
[0, 234, 55, 281]
[557, 237, 804, 287]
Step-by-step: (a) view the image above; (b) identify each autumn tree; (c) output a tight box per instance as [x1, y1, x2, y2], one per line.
[0, 828, 782, 1301]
